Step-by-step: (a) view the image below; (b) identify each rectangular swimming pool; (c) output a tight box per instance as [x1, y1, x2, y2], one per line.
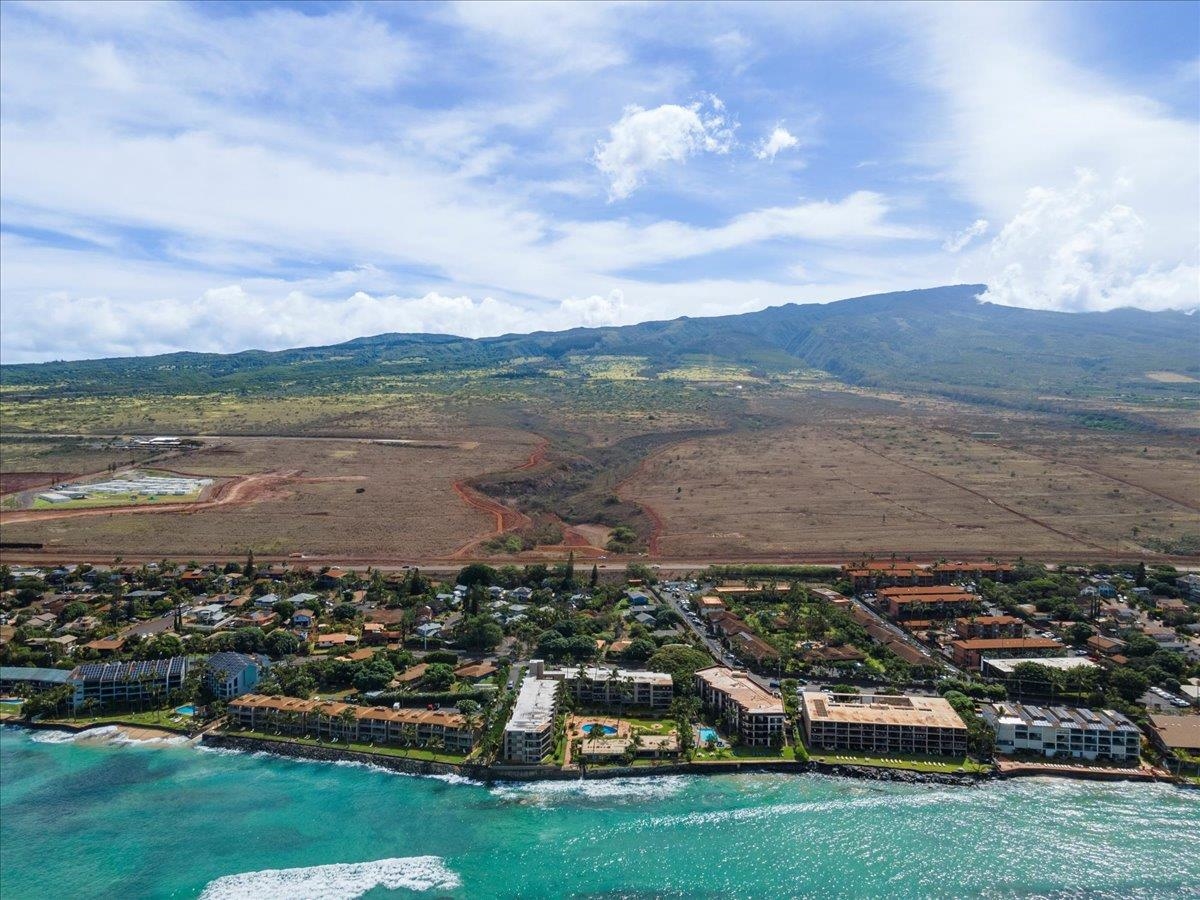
[698, 727, 718, 743]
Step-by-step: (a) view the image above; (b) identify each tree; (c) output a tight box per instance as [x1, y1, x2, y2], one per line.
[455, 615, 503, 651]
[244, 550, 256, 580]
[1064, 622, 1093, 647]
[456, 563, 498, 587]
[589, 564, 599, 590]
[332, 603, 359, 622]
[647, 644, 712, 692]
[421, 663, 456, 691]
[354, 657, 396, 692]
[1110, 667, 1150, 702]
[147, 633, 184, 659]
[264, 630, 300, 659]
[622, 638, 656, 661]
[562, 552, 576, 590]
[272, 599, 297, 621]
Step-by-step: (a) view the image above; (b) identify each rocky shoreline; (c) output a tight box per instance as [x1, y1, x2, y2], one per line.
[200, 731, 985, 785]
[9, 722, 1175, 788]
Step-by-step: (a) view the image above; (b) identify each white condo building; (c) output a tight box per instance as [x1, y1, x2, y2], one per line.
[982, 701, 1141, 762]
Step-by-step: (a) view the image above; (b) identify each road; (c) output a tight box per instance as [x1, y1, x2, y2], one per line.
[650, 582, 777, 693]
[845, 594, 964, 677]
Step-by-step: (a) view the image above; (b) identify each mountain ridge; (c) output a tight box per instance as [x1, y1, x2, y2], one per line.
[4, 285, 1197, 405]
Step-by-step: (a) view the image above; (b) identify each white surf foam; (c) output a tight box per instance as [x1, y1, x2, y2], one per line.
[29, 725, 120, 744]
[198, 856, 460, 900]
[490, 775, 689, 804]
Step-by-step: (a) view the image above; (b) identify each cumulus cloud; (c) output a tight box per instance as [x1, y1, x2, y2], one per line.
[978, 171, 1199, 312]
[0, 280, 634, 363]
[593, 96, 735, 200]
[754, 125, 800, 161]
[942, 218, 988, 253]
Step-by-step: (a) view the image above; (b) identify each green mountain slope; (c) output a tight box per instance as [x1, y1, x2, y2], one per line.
[4, 285, 1197, 403]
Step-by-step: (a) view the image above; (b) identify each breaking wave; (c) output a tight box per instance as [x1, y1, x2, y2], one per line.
[490, 775, 689, 804]
[198, 856, 461, 899]
[29, 725, 120, 744]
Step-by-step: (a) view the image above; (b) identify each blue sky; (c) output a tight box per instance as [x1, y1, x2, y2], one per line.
[1, 0, 1197, 361]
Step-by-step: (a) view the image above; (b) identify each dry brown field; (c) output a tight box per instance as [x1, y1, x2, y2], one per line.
[620, 418, 1200, 559]
[1, 431, 538, 559]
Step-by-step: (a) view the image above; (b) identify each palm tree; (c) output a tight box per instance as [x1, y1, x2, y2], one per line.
[338, 707, 358, 743]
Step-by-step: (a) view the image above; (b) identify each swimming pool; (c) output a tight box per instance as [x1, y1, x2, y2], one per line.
[175, 705, 196, 716]
[581, 723, 618, 736]
[698, 727, 719, 744]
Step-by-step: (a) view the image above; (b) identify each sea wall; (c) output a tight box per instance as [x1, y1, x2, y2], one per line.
[199, 732, 983, 785]
[201, 733, 491, 780]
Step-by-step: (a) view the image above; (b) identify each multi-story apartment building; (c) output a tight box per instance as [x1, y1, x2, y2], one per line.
[982, 701, 1141, 762]
[68, 657, 190, 710]
[694, 666, 785, 747]
[799, 691, 968, 757]
[226, 694, 476, 753]
[880, 586, 981, 620]
[950, 637, 1064, 670]
[502, 674, 561, 764]
[953, 615, 1025, 640]
[544, 665, 673, 710]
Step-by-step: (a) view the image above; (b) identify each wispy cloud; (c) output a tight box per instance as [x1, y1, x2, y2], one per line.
[0, 0, 1195, 361]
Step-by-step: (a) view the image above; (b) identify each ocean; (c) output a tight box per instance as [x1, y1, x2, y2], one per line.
[2, 726, 1198, 899]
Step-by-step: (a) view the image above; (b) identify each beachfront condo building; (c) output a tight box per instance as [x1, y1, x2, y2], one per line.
[981, 701, 1141, 763]
[694, 666, 785, 747]
[799, 691, 968, 757]
[502, 673, 561, 764]
[67, 657, 190, 711]
[226, 694, 476, 753]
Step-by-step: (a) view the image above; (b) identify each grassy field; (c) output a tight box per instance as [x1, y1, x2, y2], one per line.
[45, 709, 192, 730]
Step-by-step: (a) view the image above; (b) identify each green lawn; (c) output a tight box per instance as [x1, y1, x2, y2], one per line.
[0, 701, 24, 717]
[804, 743, 988, 774]
[223, 729, 472, 765]
[693, 744, 796, 762]
[47, 708, 193, 730]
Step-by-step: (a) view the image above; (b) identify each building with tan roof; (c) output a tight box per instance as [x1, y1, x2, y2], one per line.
[694, 666, 785, 747]
[800, 691, 968, 757]
[226, 694, 476, 752]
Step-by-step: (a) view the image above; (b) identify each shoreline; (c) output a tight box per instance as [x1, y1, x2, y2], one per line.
[5, 721, 1187, 788]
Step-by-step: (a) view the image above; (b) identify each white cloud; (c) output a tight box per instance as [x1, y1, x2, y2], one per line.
[593, 96, 735, 200]
[977, 170, 1198, 312]
[942, 218, 988, 253]
[908, 4, 1198, 309]
[754, 125, 800, 161]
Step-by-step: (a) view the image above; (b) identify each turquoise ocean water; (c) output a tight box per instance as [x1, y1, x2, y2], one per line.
[2, 726, 1198, 899]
